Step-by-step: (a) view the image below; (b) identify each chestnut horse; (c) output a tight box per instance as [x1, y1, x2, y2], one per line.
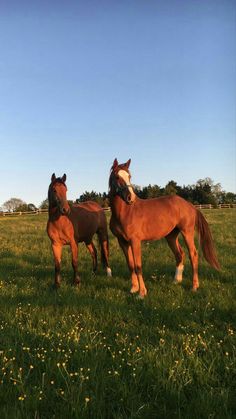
[47, 174, 112, 287]
[109, 159, 220, 298]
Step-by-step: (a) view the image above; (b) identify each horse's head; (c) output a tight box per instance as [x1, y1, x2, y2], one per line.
[48, 173, 71, 215]
[109, 158, 136, 205]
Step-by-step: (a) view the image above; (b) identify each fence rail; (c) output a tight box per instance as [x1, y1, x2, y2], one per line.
[194, 203, 236, 209]
[0, 203, 235, 217]
[0, 209, 48, 217]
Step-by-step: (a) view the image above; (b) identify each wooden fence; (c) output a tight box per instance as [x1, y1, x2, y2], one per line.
[0, 209, 48, 217]
[194, 203, 236, 210]
[0, 203, 235, 217]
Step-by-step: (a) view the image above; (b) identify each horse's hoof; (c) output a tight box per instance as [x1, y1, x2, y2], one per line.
[137, 289, 147, 299]
[136, 294, 145, 300]
[173, 279, 182, 285]
[54, 283, 60, 290]
[73, 279, 81, 287]
[106, 267, 112, 277]
[191, 287, 198, 292]
[130, 287, 139, 294]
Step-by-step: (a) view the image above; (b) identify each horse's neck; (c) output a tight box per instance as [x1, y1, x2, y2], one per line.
[48, 205, 60, 221]
[110, 195, 132, 221]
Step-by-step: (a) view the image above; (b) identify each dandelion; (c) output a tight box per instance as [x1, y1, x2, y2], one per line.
[85, 397, 90, 403]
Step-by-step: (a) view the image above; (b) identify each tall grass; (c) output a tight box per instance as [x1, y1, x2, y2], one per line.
[0, 210, 235, 418]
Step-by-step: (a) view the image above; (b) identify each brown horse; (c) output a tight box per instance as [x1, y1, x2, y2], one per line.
[109, 158, 220, 298]
[47, 173, 112, 287]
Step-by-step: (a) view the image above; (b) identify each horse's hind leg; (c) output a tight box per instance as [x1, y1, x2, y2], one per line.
[97, 228, 112, 276]
[52, 243, 63, 288]
[101, 239, 112, 276]
[181, 229, 199, 291]
[86, 242, 98, 274]
[165, 228, 185, 284]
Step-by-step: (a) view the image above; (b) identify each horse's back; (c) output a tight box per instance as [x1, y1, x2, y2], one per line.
[74, 201, 103, 213]
[69, 202, 107, 243]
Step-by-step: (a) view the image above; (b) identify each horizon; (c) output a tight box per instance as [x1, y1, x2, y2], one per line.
[1, 0, 235, 207]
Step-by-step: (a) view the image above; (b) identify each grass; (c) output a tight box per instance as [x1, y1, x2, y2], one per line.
[0, 210, 235, 418]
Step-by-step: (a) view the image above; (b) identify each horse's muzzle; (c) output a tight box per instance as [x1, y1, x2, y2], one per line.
[60, 206, 71, 215]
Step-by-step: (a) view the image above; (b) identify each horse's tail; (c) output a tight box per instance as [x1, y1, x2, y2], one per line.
[196, 210, 220, 270]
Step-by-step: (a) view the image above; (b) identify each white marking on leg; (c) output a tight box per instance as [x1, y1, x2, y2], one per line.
[106, 267, 112, 277]
[174, 264, 184, 283]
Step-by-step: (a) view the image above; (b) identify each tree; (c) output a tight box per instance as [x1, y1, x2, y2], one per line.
[220, 192, 236, 204]
[40, 199, 49, 210]
[2, 198, 26, 212]
[28, 203, 37, 212]
[164, 180, 179, 196]
[139, 184, 162, 199]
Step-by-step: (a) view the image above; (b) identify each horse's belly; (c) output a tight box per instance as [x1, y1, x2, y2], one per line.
[139, 220, 176, 241]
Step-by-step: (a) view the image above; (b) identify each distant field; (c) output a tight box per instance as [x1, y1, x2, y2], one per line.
[0, 210, 235, 418]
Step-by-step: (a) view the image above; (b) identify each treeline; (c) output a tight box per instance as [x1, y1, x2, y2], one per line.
[77, 177, 235, 208]
[1, 177, 235, 213]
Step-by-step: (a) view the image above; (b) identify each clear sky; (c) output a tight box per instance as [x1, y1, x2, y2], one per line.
[0, 0, 235, 207]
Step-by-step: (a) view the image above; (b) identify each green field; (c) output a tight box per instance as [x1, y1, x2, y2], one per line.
[0, 210, 235, 418]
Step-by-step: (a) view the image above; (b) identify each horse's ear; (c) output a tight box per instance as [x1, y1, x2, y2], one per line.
[51, 173, 56, 182]
[126, 159, 131, 169]
[62, 174, 67, 183]
[112, 158, 118, 170]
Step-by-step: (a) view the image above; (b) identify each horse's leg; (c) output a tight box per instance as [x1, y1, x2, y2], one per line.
[118, 237, 139, 293]
[97, 229, 112, 277]
[52, 243, 63, 288]
[70, 240, 80, 286]
[86, 242, 98, 274]
[130, 239, 147, 298]
[181, 229, 199, 291]
[165, 228, 185, 284]
[101, 239, 112, 277]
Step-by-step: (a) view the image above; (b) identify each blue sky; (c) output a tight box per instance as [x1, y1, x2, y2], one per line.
[0, 0, 235, 207]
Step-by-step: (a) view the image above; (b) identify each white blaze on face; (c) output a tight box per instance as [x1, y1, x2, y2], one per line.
[118, 170, 136, 202]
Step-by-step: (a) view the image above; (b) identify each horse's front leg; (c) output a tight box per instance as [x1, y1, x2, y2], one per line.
[130, 239, 147, 298]
[118, 237, 139, 294]
[70, 240, 80, 286]
[52, 243, 63, 288]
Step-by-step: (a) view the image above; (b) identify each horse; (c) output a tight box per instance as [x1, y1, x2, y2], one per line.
[109, 158, 220, 298]
[47, 173, 112, 287]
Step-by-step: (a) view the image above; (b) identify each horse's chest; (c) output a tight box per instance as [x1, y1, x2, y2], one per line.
[47, 219, 74, 245]
[110, 217, 130, 242]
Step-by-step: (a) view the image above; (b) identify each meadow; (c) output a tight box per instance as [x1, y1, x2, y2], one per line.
[0, 210, 235, 419]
